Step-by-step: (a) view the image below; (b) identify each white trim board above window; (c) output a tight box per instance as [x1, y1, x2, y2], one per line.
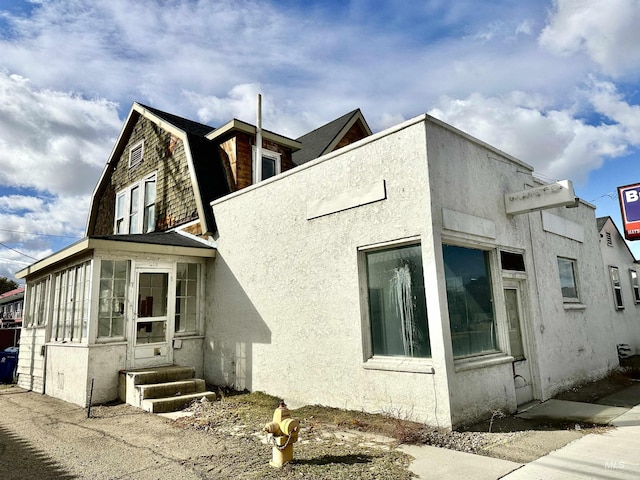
[129, 140, 144, 168]
[115, 173, 157, 234]
[252, 147, 281, 183]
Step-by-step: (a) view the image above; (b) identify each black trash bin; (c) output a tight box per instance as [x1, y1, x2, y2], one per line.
[0, 348, 18, 383]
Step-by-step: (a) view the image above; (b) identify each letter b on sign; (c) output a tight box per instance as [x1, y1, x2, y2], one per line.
[626, 190, 639, 203]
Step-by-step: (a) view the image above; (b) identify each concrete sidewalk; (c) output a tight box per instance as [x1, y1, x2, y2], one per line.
[402, 383, 640, 480]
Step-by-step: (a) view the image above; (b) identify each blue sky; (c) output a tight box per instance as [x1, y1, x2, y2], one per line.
[0, 0, 639, 280]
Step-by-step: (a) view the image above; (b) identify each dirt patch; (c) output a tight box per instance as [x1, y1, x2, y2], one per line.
[171, 368, 639, 471]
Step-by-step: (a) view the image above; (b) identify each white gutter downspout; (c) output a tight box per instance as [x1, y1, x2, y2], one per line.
[256, 94, 263, 184]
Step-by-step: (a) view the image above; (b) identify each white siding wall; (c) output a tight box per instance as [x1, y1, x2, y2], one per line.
[16, 326, 47, 393]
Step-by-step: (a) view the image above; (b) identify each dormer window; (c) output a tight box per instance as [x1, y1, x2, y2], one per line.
[252, 147, 281, 183]
[115, 173, 156, 234]
[129, 140, 144, 168]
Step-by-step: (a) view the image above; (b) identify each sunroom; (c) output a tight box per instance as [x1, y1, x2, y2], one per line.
[15, 232, 215, 407]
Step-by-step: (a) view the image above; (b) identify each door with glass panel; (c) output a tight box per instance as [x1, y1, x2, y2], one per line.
[131, 268, 172, 367]
[503, 281, 534, 405]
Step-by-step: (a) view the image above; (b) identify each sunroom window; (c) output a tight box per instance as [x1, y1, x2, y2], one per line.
[98, 260, 128, 340]
[51, 262, 91, 343]
[175, 263, 199, 334]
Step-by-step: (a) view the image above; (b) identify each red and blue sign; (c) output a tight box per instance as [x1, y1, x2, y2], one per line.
[618, 183, 640, 241]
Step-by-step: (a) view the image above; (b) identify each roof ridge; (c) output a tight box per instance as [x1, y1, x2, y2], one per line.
[137, 103, 216, 137]
[296, 109, 360, 141]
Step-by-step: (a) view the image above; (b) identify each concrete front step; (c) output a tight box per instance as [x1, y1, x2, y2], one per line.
[139, 379, 206, 400]
[118, 365, 204, 410]
[127, 365, 196, 386]
[141, 391, 217, 413]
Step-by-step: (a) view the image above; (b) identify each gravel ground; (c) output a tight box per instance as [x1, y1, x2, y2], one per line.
[1, 368, 636, 479]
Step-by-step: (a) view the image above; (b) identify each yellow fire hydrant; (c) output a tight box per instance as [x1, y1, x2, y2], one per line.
[263, 401, 299, 467]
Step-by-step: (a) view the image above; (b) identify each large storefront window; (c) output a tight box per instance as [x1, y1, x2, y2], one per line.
[98, 260, 128, 339]
[443, 245, 497, 358]
[365, 244, 430, 358]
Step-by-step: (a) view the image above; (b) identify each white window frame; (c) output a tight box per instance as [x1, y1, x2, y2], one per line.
[630, 269, 640, 305]
[129, 140, 144, 168]
[50, 261, 91, 343]
[252, 147, 281, 183]
[114, 172, 156, 234]
[357, 238, 435, 373]
[174, 262, 203, 336]
[97, 259, 129, 342]
[610, 266, 624, 310]
[557, 257, 580, 303]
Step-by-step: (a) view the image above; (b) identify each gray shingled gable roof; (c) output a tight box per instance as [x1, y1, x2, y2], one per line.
[138, 103, 215, 137]
[87, 103, 231, 236]
[139, 105, 231, 233]
[292, 109, 369, 166]
[596, 216, 609, 231]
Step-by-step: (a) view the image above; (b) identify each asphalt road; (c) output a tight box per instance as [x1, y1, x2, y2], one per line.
[0, 385, 229, 480]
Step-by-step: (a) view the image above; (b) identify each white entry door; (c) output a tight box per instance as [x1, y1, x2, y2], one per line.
[130, 268, 173, 368]
[504, 281, 535, 405]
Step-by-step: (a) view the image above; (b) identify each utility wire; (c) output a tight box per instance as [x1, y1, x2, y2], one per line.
[0, 241, 37, 261]
[0, 227, 81, 239]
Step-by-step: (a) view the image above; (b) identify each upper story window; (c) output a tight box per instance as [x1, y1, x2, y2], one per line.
[115, 173, 156, 234]
[129, 140, 144, 168]
[606, 231, 613, 247]
[252, 147, 281, 183]
[557, 257, 580, 303]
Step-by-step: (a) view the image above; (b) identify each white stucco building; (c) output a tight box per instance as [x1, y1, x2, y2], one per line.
[207, 114, 620, 427]
[15, 105, 623, 428]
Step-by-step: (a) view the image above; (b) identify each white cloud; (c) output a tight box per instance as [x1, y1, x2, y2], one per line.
[539, 0, 640, 77]
[428, 86, 637, 184]
[0, 72, 121, 196]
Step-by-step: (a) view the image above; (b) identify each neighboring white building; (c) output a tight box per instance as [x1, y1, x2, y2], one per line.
[597, 216, 640, 356]
[208, 114, 619, 427]
[15, 105, 623, 428]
